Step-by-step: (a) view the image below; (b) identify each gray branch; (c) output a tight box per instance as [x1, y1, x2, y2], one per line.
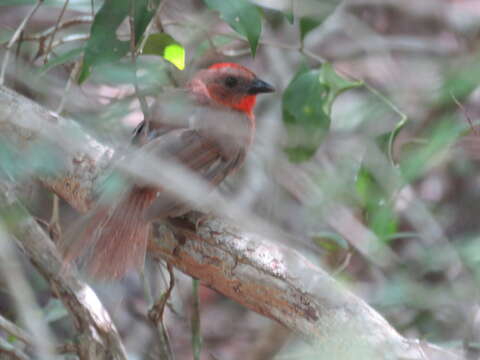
[0, 181, 127, 359]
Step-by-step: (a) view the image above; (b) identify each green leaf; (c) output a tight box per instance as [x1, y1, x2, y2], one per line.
[91, 58, 169, 86]
[386, 232, 422, 241]
[282, 67, 329, 162]
[78, 0, 160, 83]
[204, 0, 262, 56]
[400, 118, 462, 182]
[194, 34, 233, 58]
[355, 167, 397, 242]
[0, 29, 14, 45]
[284, 12, 294, 24]
[284, 146, 317, 163]
[44, 299, 68, 323]
[142, 33, 185, 70]
[37, 47, 84, 75]
[313, 232, 349, 251]
[318, 62, 362, 114]
[7, 335, 17, 343]
[282, 63, 361, 163]
[300, 16, 322, 41]
[131, 0, 161, 44]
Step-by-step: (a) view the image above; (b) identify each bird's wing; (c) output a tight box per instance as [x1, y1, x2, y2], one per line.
[138, 127, 245, 220]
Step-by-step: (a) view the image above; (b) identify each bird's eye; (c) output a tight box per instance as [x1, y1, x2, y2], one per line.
[224, 76, 238, 88]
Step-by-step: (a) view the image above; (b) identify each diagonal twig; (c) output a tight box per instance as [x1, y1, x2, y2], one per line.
[148, 263, 175, 360]
[0, 0, 45, 85]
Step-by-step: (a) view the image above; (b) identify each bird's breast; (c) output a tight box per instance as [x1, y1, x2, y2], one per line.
[191, 105, 255, 158]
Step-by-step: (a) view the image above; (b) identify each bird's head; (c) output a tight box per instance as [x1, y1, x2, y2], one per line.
[189, 62, 275, 118]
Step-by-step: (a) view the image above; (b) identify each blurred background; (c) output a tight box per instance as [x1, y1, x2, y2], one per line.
[2, 0, 480, 359]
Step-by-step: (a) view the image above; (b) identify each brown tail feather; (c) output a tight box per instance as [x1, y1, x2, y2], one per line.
[63, 186, 157, 279]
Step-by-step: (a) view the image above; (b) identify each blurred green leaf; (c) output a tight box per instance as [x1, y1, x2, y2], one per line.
[37, 47, 84, 75]
[204, 0, 262, 56]
[194, 35, 233, 58]
[284, 11, 294, 24]
[318, 63, 362, 114]
[142, 33, 185, 70]
[90, 58, 169, 86]
[131, 0, 161, 44]
[467, 342, 480, 351]
[400, 118, 462, 182]
[7, 335, 17, 343]
[283, 63, 360, 163]
[78, 0, 161, 83]
[283, 67, 329, 162]
[313, 232, 349, 251]
[284, 147, 317, 162]
[300, 16, 323, 41]
[0, 30, 14, 45]
[386, 232, 422, 241]
[356, 167, 397, 242]
[44, 299, 68, 323]
[437, 54, 480, 105]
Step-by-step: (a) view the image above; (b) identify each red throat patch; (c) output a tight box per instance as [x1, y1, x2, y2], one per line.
[232, 95, 256, 119]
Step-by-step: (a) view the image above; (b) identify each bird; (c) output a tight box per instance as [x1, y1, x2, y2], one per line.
[63, 62, 275, 279]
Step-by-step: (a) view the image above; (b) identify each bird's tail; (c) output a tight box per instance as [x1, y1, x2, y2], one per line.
[63, 186, 157, 279]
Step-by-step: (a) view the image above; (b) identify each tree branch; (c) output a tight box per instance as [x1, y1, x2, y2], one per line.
[0, 84, 462, 360]
[0, 85, 113, 212]
[0, 181, 127, 360]
[0, 314, 31, 345]
[0, 336, 30, 360]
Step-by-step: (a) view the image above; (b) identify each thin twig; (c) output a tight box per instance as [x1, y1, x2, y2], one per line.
[335, 67, 408, 166]
[452, 91, 479, 136]
[0, 0, 44, 85]
[155, 0, 168, 33]
[332, 252, 352, 277]
[191, 279, 202, 360]
[13, 31, 24, 90]
[129, 0, 152, 137]
[43, 0, 70, 64]
[23, 16, 92, 42]
[49, 34, 89, 51]
[55, 341, 77, 354]
[48, 194, 62, 242]
[0, 315, 31, 345]
[55, 60, 81, 114]
[141, 267, 154, 307]
[0, 315, 76, 355]
[148, 263, 175, 360]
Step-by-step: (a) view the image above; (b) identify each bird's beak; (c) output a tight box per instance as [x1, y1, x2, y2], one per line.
[248, 78, 275, 94]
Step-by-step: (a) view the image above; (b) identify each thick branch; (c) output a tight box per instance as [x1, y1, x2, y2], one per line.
[0, 85, 112, 212]
[0, 84, 462, 359]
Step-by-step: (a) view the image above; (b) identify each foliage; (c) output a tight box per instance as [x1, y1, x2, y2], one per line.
[204, 0, 262, 56]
